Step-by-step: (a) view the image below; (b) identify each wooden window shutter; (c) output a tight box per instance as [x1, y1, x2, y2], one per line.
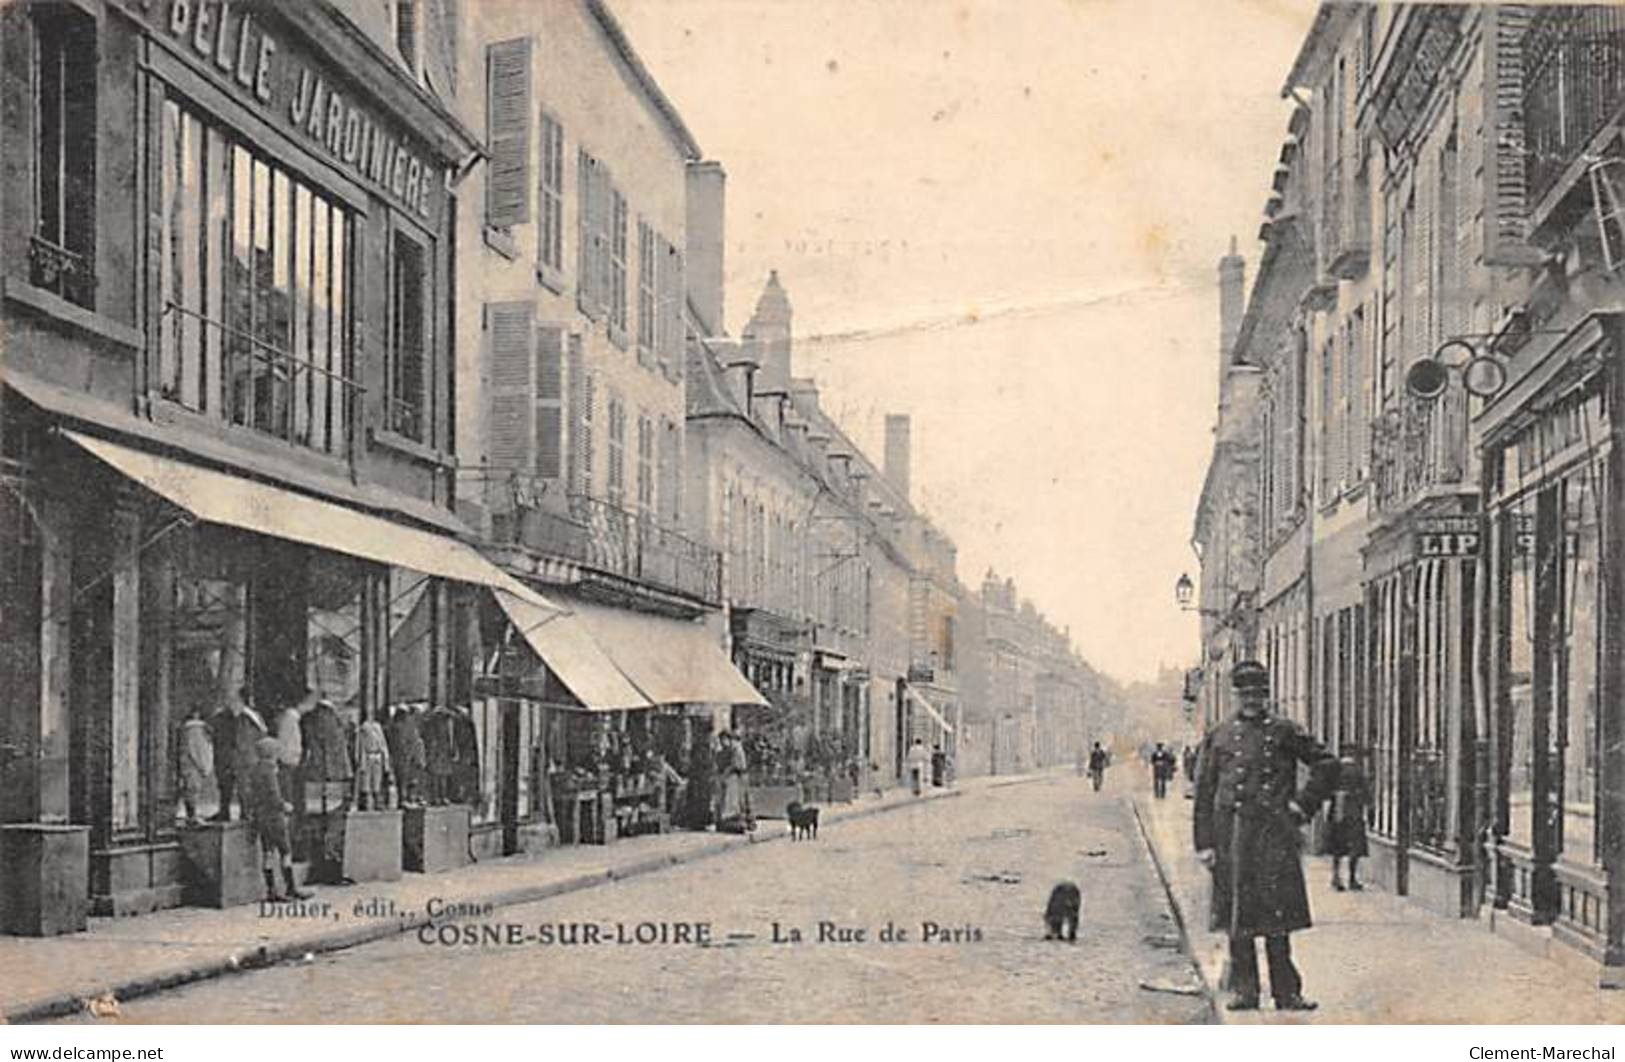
[568, 333, 591, 495]
[660, 237, 685, 381]
[577, 151, 593, 313]
[1483, 5, 1535, 266]
[486, 301, 536, 483]
[485, 38, 531, 229]
[535, 324, 565, 479]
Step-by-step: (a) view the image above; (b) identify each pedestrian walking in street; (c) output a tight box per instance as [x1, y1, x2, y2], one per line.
[1087, 742, 1109, 792]
[246, 736, 311, 903]
[176, 707, 214, 825]
[1151, 742, 1177, 799]
[906, 737, 930, 796]
[715, 731, 750, 832]
[1326, 753, 1370, 892]
[1193, 660, 1336, 1013]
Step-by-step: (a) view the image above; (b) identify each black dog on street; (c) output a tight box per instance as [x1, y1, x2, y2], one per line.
[1044, 881, 1081, 941]
[786, 801, 820, 841]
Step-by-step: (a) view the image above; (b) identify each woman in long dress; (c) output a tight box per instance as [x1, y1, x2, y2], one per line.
[715, 732, 749, 828]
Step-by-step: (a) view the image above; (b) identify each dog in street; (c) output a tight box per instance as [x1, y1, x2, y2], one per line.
[786, 801, 820, 841]
[1044, 881, 1081, 941]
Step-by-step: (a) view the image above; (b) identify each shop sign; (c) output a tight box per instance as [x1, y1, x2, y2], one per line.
[138, 0, 446, 224]
[1416, 515, 1481, 558]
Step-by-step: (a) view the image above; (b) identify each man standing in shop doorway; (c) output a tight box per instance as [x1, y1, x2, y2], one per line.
[1193, 661, 1336, 1013]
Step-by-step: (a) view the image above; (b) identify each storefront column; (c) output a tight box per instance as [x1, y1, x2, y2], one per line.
[1599, 317, 1625, 965]
[108, 490, 142, 834]
[37, 491, 72, 823]
[1531, 486, 1561, 923]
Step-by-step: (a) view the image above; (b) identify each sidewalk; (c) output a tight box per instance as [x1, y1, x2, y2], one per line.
[1, 775, 1037, 1024]
[1132, 787, 1625, 1023]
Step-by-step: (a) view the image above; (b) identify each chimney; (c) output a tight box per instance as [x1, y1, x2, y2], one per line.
[745, 271, 792, 393]
[686, 160, 727, 339]
[1218, 235, 1245, 382]
[884, 414, 911, 503]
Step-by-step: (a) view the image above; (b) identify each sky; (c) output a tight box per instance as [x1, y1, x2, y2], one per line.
[614, 0, 1319, 683]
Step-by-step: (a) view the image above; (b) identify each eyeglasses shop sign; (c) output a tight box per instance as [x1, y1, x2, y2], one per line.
[143, 0, 445, 225]
[1415, 516, 1481, 558]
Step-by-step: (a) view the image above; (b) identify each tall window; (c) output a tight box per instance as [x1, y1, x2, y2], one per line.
[609, 188, 629, 339]
[538, 113, 563, 275]
[158, 95, 353, 454]
[606, 395, 625, 502]
[32, 7, 97, 309]
[636, 414, 653, 515]
[637, 220, 656, 362]
[389, 230, 429, 442]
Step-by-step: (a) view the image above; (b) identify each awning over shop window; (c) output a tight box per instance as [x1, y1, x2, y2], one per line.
[905, 684, 954, 734]
[63, 430, 554, 609]
[492, 590, 650, 712]
[567, 600, 767, 708]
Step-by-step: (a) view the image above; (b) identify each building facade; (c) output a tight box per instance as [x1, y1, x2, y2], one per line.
[0, 0, 508, 917]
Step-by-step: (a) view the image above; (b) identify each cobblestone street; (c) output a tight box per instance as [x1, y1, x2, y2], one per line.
[61, 776, 1207, 1024]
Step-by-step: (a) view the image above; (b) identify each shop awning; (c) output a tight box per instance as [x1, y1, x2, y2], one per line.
[492, 590, 650, 711]
[905, 684, 954, 734]
[63, 430, 554, 609]
[567, 600, 767, 708]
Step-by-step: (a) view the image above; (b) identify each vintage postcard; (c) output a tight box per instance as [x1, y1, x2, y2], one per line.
[2, 0, 1625, 1033]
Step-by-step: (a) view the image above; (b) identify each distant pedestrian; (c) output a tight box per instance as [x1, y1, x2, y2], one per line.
[1151, 741, 1176, 799]
[1193, 661, 1336, 1013]
[1182, 745, 1197, 784]
[1087, 742, 1109, 792]
[1326, 754, 1370, 892]
[906, 738, 930, 796]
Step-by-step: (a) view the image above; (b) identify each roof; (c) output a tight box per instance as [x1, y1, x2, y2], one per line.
[1281, 4, 1358, 96]
[587, 0, 703, 161]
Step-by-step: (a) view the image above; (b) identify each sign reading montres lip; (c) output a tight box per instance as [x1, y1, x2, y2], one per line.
[1416, 516, 1481, 558]
[144, 0, 445, 225]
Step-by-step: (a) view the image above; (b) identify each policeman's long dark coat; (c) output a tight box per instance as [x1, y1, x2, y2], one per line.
[1193, 712, 1336, 937]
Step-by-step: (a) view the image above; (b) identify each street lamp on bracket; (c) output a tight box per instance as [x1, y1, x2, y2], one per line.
[1174, 572, 1232, 617]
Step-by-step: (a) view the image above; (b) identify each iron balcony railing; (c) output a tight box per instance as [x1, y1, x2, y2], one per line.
[505, 491, 721, 602]
[1370, 387, 1469, 513]
[1524, 5, 1625, 209]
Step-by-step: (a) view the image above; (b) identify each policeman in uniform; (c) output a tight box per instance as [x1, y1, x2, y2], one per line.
[1193, 660, 1335, 1012]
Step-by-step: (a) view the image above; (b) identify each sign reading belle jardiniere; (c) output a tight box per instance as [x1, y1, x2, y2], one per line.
[136, 0, 445, 223]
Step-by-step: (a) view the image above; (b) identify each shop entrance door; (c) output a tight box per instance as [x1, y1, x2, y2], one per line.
[499, 699, 521, 855]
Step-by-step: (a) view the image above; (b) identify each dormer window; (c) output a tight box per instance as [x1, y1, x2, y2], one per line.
[394, 1, 419, 76]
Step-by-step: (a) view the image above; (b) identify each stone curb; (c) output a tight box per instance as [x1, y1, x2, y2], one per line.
[1128, 796, 1221, 1024]
[4, 784, 974, 1024]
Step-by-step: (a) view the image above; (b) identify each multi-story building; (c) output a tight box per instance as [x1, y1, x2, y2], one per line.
[1470, 4, 1625, 978]
[1208, 2, 1625, 979]
[450, 0, 761, 854]
[0, 0, 547, 925]
[1191, 238, 1263, 730]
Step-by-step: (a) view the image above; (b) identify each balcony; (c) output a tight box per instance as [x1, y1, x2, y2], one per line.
[501, 492, 721, 603]
[1370, 387, 1469, 514]
[1524, 6, 1625, 212]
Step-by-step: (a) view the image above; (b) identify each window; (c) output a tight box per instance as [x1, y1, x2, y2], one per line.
[658, 237, 685, 381]
[485, 38, 532, 231]
[32, 6, 97, 309]
[659, 416, 681, 525]
[568, 334, 592, 495]
[636, 413, 653, 514]
[157, 95, 354, 454]
[637, 220, 656, 363]
[538, 113, 563, 275]
[609, 188, 629, 340]
[606, 395, 625, 502]
[576, 150, 607, 318]
[389, 230, 429, 442]
[394, 1, 418, 73]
